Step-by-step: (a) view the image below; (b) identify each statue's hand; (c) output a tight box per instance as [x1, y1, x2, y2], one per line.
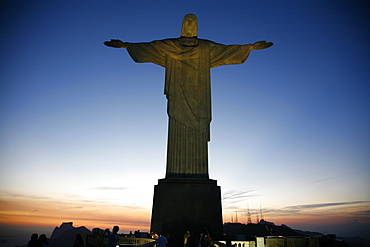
[251, 41, 273, 50]
[104, 39, 127, 48]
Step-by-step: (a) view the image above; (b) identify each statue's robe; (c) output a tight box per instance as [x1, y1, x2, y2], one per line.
[126, 37, 252, 178]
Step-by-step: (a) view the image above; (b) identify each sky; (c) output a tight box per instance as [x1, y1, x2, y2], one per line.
[1, 0, 370, 244]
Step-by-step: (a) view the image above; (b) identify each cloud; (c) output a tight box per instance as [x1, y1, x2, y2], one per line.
[349, 210, 370, 216]
[222, 189, 261, 211]
[65, 206, 84, 210]
[283, 201, 368, 210]
[304, 176, 340, 185]
[1, 191, 51, 200]
[261, 201, 370, 218]
[90, 186, 127, 191]
[223, 189, 259, 201]
[64, 198, 145, 210]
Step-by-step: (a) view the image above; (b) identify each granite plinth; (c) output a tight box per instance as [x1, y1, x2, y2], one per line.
[150, 178, 223, 246]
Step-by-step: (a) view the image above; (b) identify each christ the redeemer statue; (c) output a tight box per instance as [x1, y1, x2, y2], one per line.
[104, 14, 273, 179]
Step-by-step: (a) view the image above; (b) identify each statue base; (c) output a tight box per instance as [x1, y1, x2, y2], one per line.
[150, 178, 223, 246]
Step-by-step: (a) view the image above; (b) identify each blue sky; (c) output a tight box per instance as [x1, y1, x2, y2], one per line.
[1, 0, 369, 242]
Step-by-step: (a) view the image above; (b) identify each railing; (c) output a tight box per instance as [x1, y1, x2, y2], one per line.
[214, 237, 319, 247]
[213, 241, 228, 247]
[118, 237, 155, 246]
[86, 235, 155, 247]
[216, 240, 256, 247]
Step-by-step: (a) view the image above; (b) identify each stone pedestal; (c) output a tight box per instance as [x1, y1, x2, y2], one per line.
[150, 178, 223, 246]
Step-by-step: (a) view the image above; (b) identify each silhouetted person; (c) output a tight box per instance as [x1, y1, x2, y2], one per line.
[185, 231, 196, 247]
[27, 233, 41, 247]
[150, 231, 158, 239]
[73, 234, 84, 247]
[154, 233, 168, 247]
[184, 230, 191, 247]
[39, 234, 49, 247]
[103, 225, 120, 247]
[200, 229, 211, 247]
[226, 238, 233, 247]
[135, 230, 141, 238]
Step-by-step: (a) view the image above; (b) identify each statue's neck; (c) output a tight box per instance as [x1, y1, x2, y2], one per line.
[179, 36, 198, 47]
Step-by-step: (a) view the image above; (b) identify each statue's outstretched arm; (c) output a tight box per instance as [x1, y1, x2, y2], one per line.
[250, 41, 273, 50]
[104, 39, 128, 48]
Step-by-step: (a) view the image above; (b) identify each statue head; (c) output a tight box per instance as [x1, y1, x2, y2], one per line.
[181, 14, 198, 37]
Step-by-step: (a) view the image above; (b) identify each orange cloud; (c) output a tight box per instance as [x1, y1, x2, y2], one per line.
[0, 197, 151, 232]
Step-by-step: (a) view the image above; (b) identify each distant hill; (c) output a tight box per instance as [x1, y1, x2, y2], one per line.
[50, 222, 91, 247]
[335, 237, 370, 247]
[223, 220, 305, 237]
[294, 229, 324, 237]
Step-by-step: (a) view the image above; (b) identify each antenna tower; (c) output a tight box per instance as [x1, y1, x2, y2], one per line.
[247, 205, 252, 224]
[260, 205, 263, 221]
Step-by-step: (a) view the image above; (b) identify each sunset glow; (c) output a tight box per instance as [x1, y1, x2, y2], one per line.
[1, 1, 369, 245]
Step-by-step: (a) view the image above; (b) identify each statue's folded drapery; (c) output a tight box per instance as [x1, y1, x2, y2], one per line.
[126, 38, 252, 178]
